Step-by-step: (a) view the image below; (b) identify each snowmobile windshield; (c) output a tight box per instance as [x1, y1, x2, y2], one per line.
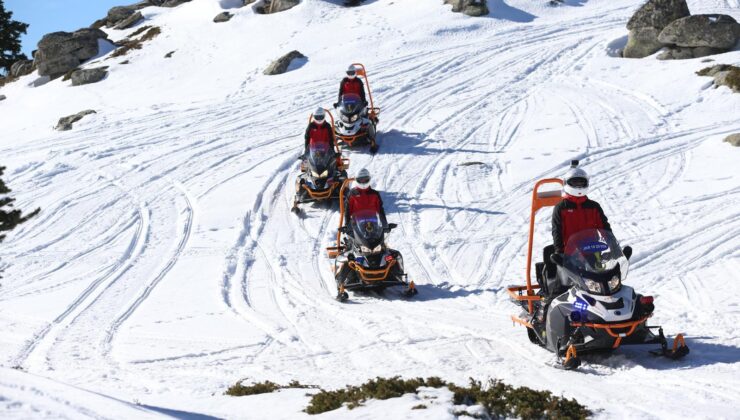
[351, 210, 383, 244]
[308, 142, 332, 175]
[564, 229, 628, 276]
[339, 94, 363, 116]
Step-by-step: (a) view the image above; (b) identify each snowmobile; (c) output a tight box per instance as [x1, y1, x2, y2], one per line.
[334, 63, 381, 153]
[292, 111, 350, 214]
[326, 179, 416, 302]
[507, 178, 688, 370]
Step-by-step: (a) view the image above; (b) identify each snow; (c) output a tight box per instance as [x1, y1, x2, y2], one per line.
[1, 0, 739, 418]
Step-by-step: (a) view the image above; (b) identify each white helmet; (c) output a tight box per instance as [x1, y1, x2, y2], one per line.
[312, 107, 325, 123]
[346, 65, 357, 79]
[355, 168, 371, 189]
[563, 160, 589, 197]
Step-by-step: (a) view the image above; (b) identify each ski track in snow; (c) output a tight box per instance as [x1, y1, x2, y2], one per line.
[1, 0, 739, 418]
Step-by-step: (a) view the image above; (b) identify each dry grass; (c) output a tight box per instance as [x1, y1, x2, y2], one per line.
[109, 26, 162, 59]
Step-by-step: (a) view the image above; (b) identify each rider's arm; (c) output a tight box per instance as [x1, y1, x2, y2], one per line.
[304, 125, 311, 155]
[377, 192, 388, 227]
[337, 79, 345, 104]
[596, 202, 611, 232]
[360, 81, 367, 105]
[552, 203, 564, 254]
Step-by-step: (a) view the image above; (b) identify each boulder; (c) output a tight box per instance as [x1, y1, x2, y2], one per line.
[214, 12, 233, 22]
[444, 0, 489, 17]
[161, 0, 191, 7]
[10, 60, 34, 77]
[256, 0, 299, 14]
[106, 6, 136, 27]
[696, 64, 740, 92]
[34, 29, 109, 78]
[623, 0, 690, 58]
[70, 67, 109, 86]
[55, 110, 96, 131]
[724, 134, 740, 146]
[658, 14, 740, 49]
[0, 94, 6, 101]
[263, 50, 305, 75]
[115, 11, 144, 30]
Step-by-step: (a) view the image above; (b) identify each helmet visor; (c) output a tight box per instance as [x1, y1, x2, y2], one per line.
[566, 177, 589, 189]
[356, 175, 371, 186]
[313, 115, 325, 122]
[346, 70, 356, 77]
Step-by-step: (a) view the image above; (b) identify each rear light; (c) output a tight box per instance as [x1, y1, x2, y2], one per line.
[640, 296, 654, 305]
[385, 255, 394, 262]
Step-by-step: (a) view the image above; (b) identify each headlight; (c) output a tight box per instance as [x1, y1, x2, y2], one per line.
[319, 170, 328, 178]
[584, 279, 602, 294]
[372, 244, 382, 253]
[360, 246, 371, 253]
[341, 115, 350, 123]
[608, 275, 621, 292]
[311, 170, 319, 177]
[360, 245, 383, 254]
[350, 115, 359, 122]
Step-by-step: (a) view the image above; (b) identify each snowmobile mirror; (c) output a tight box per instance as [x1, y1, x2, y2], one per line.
[623, 246, 632, 260]
[550, 253, 564, 266]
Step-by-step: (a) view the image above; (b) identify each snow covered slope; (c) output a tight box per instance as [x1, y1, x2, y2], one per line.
[1, 0, 739, 418]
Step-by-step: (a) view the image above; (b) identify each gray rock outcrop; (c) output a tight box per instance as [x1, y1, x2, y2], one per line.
[696, 64, 740, 92]
[658, 14, 740, 49]
[623, 0, 690, 58]
[724, 133, 740, 146]
[263, 50, 305, 75]
[444, 0, 489, 17]
[70, 67, 109, 86]
[115, 11, 144, 30]
[106, 6, 136, 27]
[34, 29, 110, 78]
[10, 60, 34, 77]
[256, 0, 300, 14]
[657, 46, 725, 60]
[214, 12, 233, 22]
[55, 110, 97, 131]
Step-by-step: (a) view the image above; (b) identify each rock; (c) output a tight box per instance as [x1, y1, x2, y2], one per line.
[214, 12, 233, 23]
[696, 64, 740, 92]
[10, 60, 34, 77]
[263, 50, 305, 75]
[657, 46, 725, 60]
[444, 0, 489, 16]
[623, 0, 690, 58]
[106, 6, 136, 27]
[161, 0, 191, 7]
[55, 110, 96, 131]
[0, 95, 6, 101]
[256, 0, 299, 14]
[70, 67, 108, 86]
[90, 18, 107, 29]
[34, 29, 109, 78]
[115, 11, 144, 30]
[164, 50, 175, 58]
[243, 0, 256, 4]
[658, 14, 740, 49]
[724, 134, 740, 146]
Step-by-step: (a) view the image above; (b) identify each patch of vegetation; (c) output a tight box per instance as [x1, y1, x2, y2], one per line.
[110, 26, 161, 59]
[411, 404, 427, 410]
[0, 74, 18, 87]
[303, 376, 590, 418]
[225, 379, 316, 397]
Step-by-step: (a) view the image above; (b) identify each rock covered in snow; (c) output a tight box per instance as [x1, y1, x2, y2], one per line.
[115, 11, 145, 30]
[10, 60, 35, 78]
[70, 67, 109, 86]
[214, 12, 234, 23]
[34, 29, 110, 78]
[724, 134, 740, 146]
[55, 110, 97, 131]
[623, 0, 689, 58]
[263, 50, 306, 75]
[658, 14, 740, 49]
[657, 46, 725, 60]
[444, 0, 489, 17]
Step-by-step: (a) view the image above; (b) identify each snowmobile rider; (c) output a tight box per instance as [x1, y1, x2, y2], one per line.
[334, 65, 367, 108]
[344, 168, 388, 228]
[303, 107, 338, 159]
[551, 161, 611, 255]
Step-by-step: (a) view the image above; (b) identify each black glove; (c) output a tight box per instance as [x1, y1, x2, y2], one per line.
[333, 102, 339, 108]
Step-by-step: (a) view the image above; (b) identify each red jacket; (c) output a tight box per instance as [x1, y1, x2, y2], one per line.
[551, 195, 611, 254]
[304, 121, 336, 154]
[345, 187, 387, 226]
[337, 77, 367, 104]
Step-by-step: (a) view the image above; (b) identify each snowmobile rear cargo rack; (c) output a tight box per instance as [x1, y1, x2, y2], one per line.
[507, 178, 564, 316]
[351, 63, 380, 121]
